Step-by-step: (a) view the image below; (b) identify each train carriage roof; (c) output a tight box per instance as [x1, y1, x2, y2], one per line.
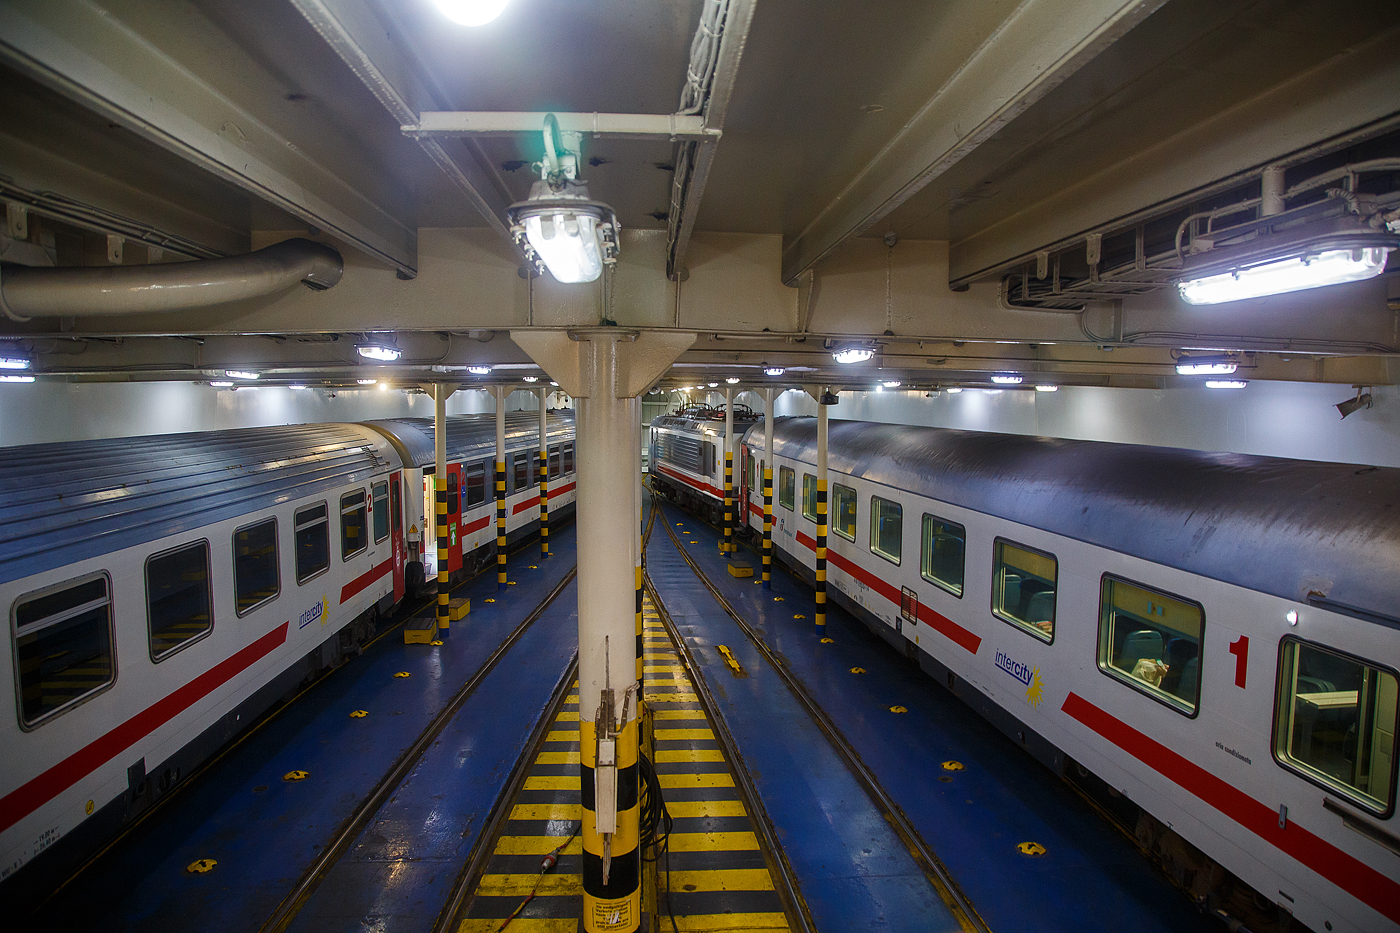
[752, 418, 1400, 626]
[0, 423, 399, 589]
[363, 410, 575, 469]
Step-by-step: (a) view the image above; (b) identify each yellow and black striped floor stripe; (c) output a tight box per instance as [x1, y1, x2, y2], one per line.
[457, 683, 583, 933]
[643, 597, 790, 932]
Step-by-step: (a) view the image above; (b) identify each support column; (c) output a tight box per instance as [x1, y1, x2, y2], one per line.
[816, 389, 834, 631]
[539, 387, 550, 559]
[511, 328, 692, 933]
[434, 384, 450, 637]
[496, 385, 508, 590]
[721, 386, 734, 555]
[762, 387, 774, 589]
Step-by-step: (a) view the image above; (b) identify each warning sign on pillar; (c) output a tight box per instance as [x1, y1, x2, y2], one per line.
[589, 894, 636, 931]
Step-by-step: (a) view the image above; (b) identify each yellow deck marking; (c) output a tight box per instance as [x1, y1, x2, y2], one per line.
[655, 748, 725, 762]
[646, 678, 690, 687]
[666, 869, 775, 892]
[565, 694, 579, 702]
[644, 664, 685, 672]
[646, 692, 700, 702]
[457, 920, 580, 933]
[666, 800, 747, 818]
[659, 772, 735, 790]
[474, 873, 581, 897]
[651, 710, 708, 721]
[493, 835, 584, 856]
[544, 729, 579, 743]
[655, 727, 715, 741]
[523, 775, 580, 791]
[553, 711, 580, 721]
[509, 803, 581, 821]
[669, 913, 789, 931]
[533, 751, 580, 765]
[668, 831, 759, 851]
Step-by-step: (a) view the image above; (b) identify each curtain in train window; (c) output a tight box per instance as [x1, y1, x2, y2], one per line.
[549, 445, 561, 479]
[372, 481, 389, 543]
[920, 515, 965, 597]
[802, 474, 818, 522]
[465, 461, 487, 507]
[295, 502, 330, 582]
[993, 538, 1056, 641]
[234, 518, 279, 615]
[869, 496, 902, 565]
[1275, 639, 1397, 816]
[778, 466, 795, 511]
[512, 452, 530, 493]
[147, 540, 214, 660]
[14, 574, 115, 728]
[341, 490, 367, 560]
[832, 484, 857, 541]
[563, 442, 575, 474]
[1097, 576, 1202, 713]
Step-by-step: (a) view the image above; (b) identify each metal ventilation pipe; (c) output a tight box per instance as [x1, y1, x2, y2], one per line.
[0, 237, 342, 320]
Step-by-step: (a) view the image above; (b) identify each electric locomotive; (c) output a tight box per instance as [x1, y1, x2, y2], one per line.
[649, 403, 762, 525]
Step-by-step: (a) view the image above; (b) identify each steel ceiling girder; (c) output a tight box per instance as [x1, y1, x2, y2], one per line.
[0, 0, 419, 276]
[778, 0, 1166, 286]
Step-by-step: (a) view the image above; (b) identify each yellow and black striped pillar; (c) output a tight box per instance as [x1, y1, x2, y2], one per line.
[539, 449, 550, 558]
[581, 715, 641, 932]
[815, 479, 828, 630]
[762, 466, 773, 589]
[436, 476, 449, 637]
[721, 451, 734, 554]
[496, 459, 507, 589]
[634, 565, 643, 685]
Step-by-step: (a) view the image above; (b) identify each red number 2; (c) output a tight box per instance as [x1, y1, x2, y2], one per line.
[1229, 636, 1249, 689]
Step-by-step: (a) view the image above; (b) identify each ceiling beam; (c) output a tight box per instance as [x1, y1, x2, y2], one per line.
[0, 0, 418, 274]
[404, 111, 719, 143]
[290, 0, 513, 245]
[779, 0, 1165, 285]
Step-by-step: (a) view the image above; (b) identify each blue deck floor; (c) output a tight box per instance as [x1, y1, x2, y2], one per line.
[30, 530, 577, 933]
[646, 497, 1205, 932]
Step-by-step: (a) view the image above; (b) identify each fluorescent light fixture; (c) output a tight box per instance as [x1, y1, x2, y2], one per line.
[355, 343, 402, 362]
[550, 381, 559, 387]
[468, 365, 492, 376]
[226, 370, 259, 380]
[764, 366, 785, 376]
[209, 380, 233, 387]
[833, 347, 875, 365]
[523, 375, 538, 383]
[990, 374, 1023, 385]
[726, 377, 740, 384]
[0, 374, 35, 383]
[708, 382, 719, 388]
[882, 380, 902, 388]
[984, 389, 1004, 395]
[946, 387, 963, 394]
[1176, 359, 1237, 376]
[357, 378, 378, 385]
[1205, 380, 1247, 389]
[0, 357, 30, 370]
[289, 384, 308, 390]
[432, 0, 509, 27]
[1180, 248, 1392, 305]
[1034, 385, 1059, 392]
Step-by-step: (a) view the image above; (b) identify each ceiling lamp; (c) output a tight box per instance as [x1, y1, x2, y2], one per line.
[946, 387, 963, 394]
[209, 380, 233, 387]
[356, 342, 402, 362]
[357, 378, 377, 385]
[708, 382, 719, 388]
[726, 377, 740, 384]
[1206, 380, 1247, 389]
[523, 375, 538, 383]
[833, 346, 875, 365]
[0, 356, 30, 370]
[1034, 385, 1059, 392]
[0, 374, 34, 383]
[1176, 357, 1237, 376]
[226, 370, 259, 380]
[990, 374, 1023, 385]
[431, 0, 509, 27]
[764, 366, 785, 376]
[289, 384, 309, 390]
[550, 381, 559, 387]
[468, 365, 492, 376]
[881, 380, 902, 388]
[508, 115, 618, 284]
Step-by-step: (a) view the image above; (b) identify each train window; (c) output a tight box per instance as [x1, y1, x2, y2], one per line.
[549, 445, 561, 479]
[512, 452, 530, 493]
[13, 573, 115, 729]
[801, 474, 818, 522]
[391, 476, 402, 534]
[146, 541, 214, 661]
[779, 466, 795, 511]
[920, 515, 965, 597]
[465, 461, 486, 508]
[869, 496, 902, 565]
[447, 470, 459, 516]
[1274, 639, 1397, 817]
[295, 502, 330, 583]
[832, 484, 857, 541]
[341, 490, 368, 560]
[372, 481, 389, 543]
[563, 442, 574, 475]
[1097, 576, 1202, 714]
[234, 518, 280, 616]
[992, 538, 1056, 642]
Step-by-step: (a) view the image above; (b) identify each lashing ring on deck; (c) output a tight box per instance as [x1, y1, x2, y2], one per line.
[283, 770, 309, 782]
[186, 859, 217, 874]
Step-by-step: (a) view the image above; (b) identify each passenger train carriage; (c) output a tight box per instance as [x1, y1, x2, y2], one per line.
[0, 411, 575, 906]
[649, 404, 762, 524]
[721, 416, 1399, 933]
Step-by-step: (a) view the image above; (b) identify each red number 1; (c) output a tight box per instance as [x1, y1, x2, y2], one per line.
[1229, 636, 1249, 688]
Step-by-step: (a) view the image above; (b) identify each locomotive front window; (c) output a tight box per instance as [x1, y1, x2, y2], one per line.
[802, 474, 818, 522]
[147, 541, 214, 661]
[465, 461, 486, 508]
[869, 496, 902, 565]
[1274, 639, 1397, 817]
[341, 490, 367, 560]
[832, 484, 857, 541]
[372, 481, 389, 543]
[921, 515, 965, 597]
[1097, 576, 1202, 714]
[993, 539, 1056, 642]
[778, 466, 795, 511]
[234, 518, 280, 615]
[563, 442, 574, 475]
[295, 502, 330, 583]
[13, 573, 115, 728]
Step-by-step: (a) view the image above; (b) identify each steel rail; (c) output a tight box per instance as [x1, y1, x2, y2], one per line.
[653, 500, 992, 933]
[259, 565, 579, 933]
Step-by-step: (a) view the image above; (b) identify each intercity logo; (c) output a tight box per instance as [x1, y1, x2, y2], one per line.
[995, 650, 1045, 709]
[299, 595, 330, 629]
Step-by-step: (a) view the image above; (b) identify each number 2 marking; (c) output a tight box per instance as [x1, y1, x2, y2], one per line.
[1229, 635, 1249, 688]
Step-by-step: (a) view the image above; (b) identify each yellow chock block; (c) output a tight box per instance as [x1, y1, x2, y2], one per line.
[727, 562, 753, 578]
[718, 542, 738, 553]
[404, 614, 437, 644]
[449, 596, 471, 621]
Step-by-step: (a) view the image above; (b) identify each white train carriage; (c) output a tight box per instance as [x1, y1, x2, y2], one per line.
[649, 404, 761, 525]
[742, 417, 1399, 933]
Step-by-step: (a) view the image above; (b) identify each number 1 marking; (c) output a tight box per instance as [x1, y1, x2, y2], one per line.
[1229, 635, 1249, 688]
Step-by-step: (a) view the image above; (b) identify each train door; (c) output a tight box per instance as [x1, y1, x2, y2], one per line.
[447, 462, 464, 574]
[739, 444, 750, 528]
[390, 472, 405, 601]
